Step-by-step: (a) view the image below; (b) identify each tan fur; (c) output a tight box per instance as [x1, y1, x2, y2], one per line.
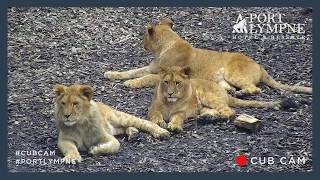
[54, 84, 169, 163]
[148, 66, 283, 132]
[104, 18, 312, 95]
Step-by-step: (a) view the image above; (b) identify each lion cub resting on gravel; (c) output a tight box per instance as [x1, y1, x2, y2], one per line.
[104, 18, 312, 95]
[149, 66, 292, 132]
[54, 84, 169, 163]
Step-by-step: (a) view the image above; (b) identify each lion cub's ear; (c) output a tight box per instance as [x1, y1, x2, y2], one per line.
[160, 18, 173, 29]
[180, 67, 191, 78]
[146, 23, 154, 35]
[80, 85, 94, 100]
[54, 84, 67, 97]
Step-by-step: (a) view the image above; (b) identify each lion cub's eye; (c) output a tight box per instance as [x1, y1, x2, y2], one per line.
[176, 81, 181, 85]
[61, 102, 66, 105]
[73, 102, 79, 106]
[164, 80, 169, 84]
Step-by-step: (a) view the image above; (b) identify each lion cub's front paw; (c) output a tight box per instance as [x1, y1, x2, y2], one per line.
[151, 119, 167, 129]
[104, 71, 121, 80]
[126, 127, 139, 140]
[153, 128, 170, 139]
[63, 152, 82, 164]
[89, 146, 99, 155]
[167, 122, 183, 133]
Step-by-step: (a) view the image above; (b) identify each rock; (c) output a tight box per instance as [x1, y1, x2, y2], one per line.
[234, 114, 262, 132]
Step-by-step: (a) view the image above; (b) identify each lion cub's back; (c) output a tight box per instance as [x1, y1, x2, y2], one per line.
[190, 78, 229, 98]
[189, 48, 234, 80]
[93, 101, 114, 121]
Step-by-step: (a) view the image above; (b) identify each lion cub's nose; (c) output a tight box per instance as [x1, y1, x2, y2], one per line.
[168, 92, 174, 96]
[64, 114, 71, 119]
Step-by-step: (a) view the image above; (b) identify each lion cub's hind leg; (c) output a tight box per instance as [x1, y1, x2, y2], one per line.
[199, 108, 220, 120]
[224, 58, 262, 96]
[217, 106, 235, 119]
[204, 101, 235, 119]
[225, 76, 262, 97]
[200, 93, 235, 119]
[110, 126, 140, 140]
[214, 68, 236, 94]
[112, 110, 170, 139]
[89, 134, 120, 155]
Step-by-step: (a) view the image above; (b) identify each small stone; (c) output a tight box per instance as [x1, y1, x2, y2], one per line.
[234, 114, 262, 132]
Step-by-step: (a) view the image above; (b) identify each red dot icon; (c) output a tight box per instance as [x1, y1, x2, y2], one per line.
[235, 154, 248, 167]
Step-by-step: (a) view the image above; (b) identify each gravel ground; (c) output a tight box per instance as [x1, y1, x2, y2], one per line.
[7, 7, 312, 172]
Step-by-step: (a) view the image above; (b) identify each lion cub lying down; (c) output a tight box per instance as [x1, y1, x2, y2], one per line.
[105, 18, 312, 95]
[149, 66, 291, 132]
[54, 84, 169, 163]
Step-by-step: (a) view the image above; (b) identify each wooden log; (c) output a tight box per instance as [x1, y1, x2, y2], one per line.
[234, 114, 262, 132]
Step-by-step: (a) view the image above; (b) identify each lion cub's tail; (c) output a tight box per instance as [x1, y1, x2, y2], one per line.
[260, 66, 312, 94]
[228, 96, 298, 110]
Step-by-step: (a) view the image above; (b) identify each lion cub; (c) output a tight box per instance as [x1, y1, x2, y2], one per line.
[54, 84, 169, 163]
[149, 66, 289, 132]
[105, 18, 311, 95]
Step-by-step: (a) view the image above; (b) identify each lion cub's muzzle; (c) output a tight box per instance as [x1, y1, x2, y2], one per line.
[166, 93, 178, 102]
[63, 115, 77, 126]
[167, 97, 177, 102]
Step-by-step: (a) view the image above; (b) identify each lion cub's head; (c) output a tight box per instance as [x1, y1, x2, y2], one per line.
[143, 18, 178, 52]
[159, 66, 192, 103]
[54, 84, 94, 127]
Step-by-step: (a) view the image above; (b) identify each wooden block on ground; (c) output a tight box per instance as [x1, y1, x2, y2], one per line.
[234, 114, 262, 132]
